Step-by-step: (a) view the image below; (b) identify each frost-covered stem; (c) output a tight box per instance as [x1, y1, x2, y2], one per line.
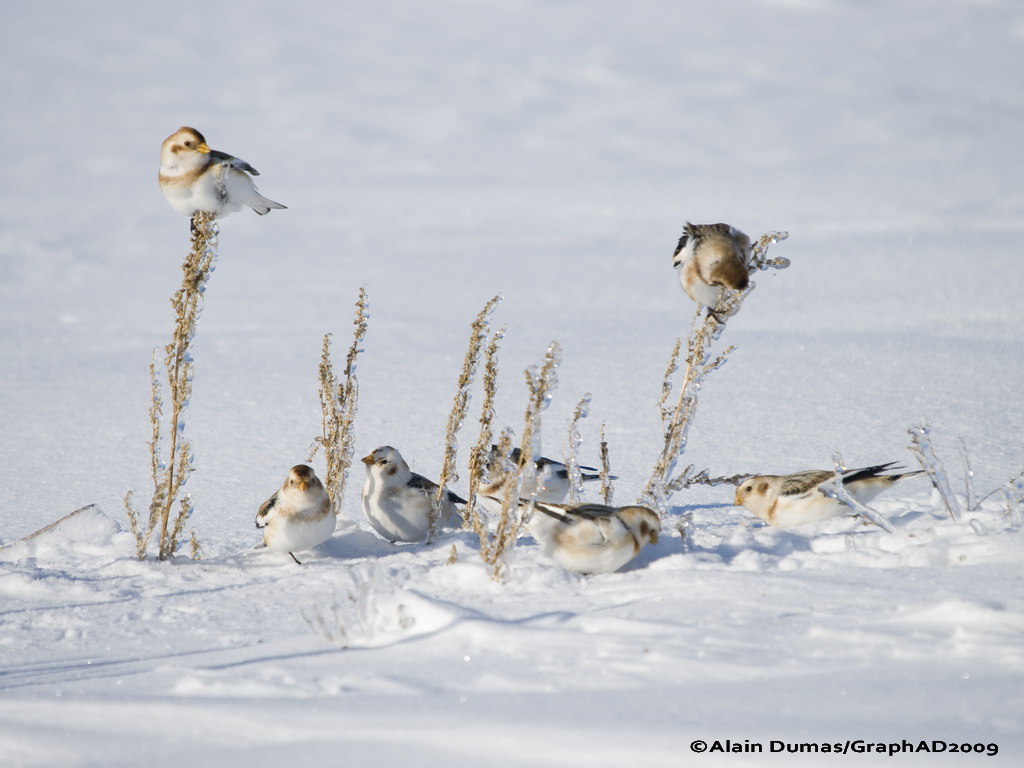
[565, 394, 591, 503]
[820, 452, 895, 533]
[433, 295, 502, 540]
[640, 230, 788, 514]
[1001, 473, 1024, 528]
[957, 437, 977, 512]
[308, 288, 369, 514]
[667, 467, 756, 493]
[598, 425, 614, 505]
[640, 312, 734, 513]
[908, 423, 962, 522]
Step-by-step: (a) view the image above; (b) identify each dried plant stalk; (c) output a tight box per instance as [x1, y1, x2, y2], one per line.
[308, 287, 369, 515]
[432, 295, 502, 539]
[466, 341, 561, 579]
[464, 327, 508, 561]
[125, 211, 218, 560]
[641, 230, 788, 514]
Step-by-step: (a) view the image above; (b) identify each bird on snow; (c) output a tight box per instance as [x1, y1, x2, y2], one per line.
[255, 465, 336, 564]
[733, 462, 926, 528]
[360, 446, 465, 543]
[529, 502, 661, 574]
[158, 126, 286, 223]
[479, 445, 614, 504]
[672, 222, 751, 314]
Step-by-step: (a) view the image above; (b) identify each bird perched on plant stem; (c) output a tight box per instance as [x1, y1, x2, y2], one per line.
[672, 222, 751, 313]
[255, 465, 336, 564]
[361, 446, 465, 543]
[529, 502, 661, 574]
[734, 462, 925, 528]
[159, 126, 286, 223]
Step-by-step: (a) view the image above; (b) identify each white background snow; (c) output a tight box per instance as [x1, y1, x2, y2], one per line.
[1, 0, 1023, 764]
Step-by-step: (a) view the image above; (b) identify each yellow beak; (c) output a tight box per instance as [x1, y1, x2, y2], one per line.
[361, 454, 374, 465]
[196, 142, 211, 154]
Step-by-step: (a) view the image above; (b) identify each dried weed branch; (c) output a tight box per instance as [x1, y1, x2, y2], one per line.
[432, 295, 502, 539]
[467, 342, 561, 579]
[308, 287, 369, 514]
[641, 230, 789, 514]
[125, 211, 218, 560]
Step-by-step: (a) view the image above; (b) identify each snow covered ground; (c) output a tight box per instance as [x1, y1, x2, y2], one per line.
[2, 0, 1023, 764]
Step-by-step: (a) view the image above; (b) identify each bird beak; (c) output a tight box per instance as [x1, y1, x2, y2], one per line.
[297, 480, 309, 491]
[196, 142, 211, 154]
[361, 454, 374, 465]
[649, 531, 659, 545]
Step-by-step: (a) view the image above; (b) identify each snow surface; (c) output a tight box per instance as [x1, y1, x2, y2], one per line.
[2, 0, 1023, 765]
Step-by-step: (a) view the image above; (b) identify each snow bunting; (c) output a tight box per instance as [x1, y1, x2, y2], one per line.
[672, 222, 751, 312]
[158, 126, 286, 221]
[529, 502, 661, 574]
[360, 446, 465, 543]
[255, 465, 335, 564]
[480, 446, 612, 503]
[734, 462, 925, 528]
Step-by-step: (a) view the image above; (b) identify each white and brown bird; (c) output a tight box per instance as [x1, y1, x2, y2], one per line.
[734, 462, 926, 528]
[529, 502, 661, 574]
[672, 222, 752, 312]
[255, 465, 336, 564]
[158, 126, 286, 222]
[360, 446, 465, 543]
[480, 446, 613, 504]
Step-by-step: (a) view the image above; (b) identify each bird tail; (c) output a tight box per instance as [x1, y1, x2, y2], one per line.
[251, 194, 287, 215]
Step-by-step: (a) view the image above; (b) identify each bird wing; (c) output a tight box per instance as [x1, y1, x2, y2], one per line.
[841, 462, 902, 484]
[672, 232, 690, 263]
[533, 502, 574, 525]
[208, 150, 260, 176]
[255, 492, 278, 527]
[406, 474, 467, 505]
[536, 502, 618, 524]
[780, 471, 833, 496]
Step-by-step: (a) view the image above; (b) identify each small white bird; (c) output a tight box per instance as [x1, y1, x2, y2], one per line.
[480, 446, 613, 503]
[255, 465, 336, 564]
[672, 222, 751, 313]
[529, 502, 661, 574]
[360, 446, 465, 543]
[734, 462, 926, 528]
[159, 126, 286, 222]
